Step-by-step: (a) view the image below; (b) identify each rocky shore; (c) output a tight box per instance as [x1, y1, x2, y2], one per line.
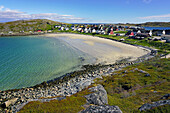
[0, 32, 47, 37]
[0, 48, 156, 113]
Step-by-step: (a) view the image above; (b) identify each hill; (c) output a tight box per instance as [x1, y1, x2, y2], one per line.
[136, 22, 170, 27]
[118, 22, 170, 27]
[0, 19, 65, 33]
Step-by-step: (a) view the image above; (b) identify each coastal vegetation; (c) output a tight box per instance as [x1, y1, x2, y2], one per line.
[18, 57, 170, 113]
[95, 57, 170, 113]
[19, 86, 93, 113]
[0, 19, 65, 33]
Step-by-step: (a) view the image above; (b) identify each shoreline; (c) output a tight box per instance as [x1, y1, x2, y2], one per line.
[44, 33, 151, 64]
[0, 32, 153, 92]
[0, 52, 155, 112]
[0, 32, 156, 112]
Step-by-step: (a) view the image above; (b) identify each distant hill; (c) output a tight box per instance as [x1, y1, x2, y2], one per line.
[136, 22, 170, 27]
[0, 19, 65, 33]
[118, 22, 170, 27]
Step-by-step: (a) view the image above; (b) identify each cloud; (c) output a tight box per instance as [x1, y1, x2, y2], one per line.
[138, 14, 170, 20]
[0, 6, 85, 22]
[0, 5, 4, 11]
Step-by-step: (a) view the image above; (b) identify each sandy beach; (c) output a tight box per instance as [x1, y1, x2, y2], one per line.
[44, 33, 150, 64]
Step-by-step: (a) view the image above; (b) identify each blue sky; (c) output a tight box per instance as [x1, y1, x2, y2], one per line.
[0, 0, 170, 23]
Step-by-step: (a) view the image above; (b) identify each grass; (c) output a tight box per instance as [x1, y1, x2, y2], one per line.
[114, 31, 128, 33]
[95, 57, 170, 113]
[19, 58, 170, 113]
[15, 30, 170, 113]
[19, 86, 93, 113]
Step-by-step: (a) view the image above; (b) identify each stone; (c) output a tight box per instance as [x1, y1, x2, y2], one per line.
[145, 73, 151, 77]
[161, 94, 170, 99]
[139, 70, 147, 73]
[80, 105, 122, 113]
[85, 85, 108, 105]
[3, 98, 18, 108]
[139, 100, 170, 111]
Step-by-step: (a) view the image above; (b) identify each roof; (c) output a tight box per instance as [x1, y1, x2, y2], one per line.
[161, 35, 170, 39]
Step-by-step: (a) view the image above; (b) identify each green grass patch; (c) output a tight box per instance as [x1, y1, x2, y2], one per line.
[114, 31, 128, 34]
[19, 86, 93, 113]
[95, 58, 170, 113]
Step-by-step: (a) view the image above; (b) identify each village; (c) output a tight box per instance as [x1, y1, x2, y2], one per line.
[1, 23, 170, 43]
[48, 24, 170, 43]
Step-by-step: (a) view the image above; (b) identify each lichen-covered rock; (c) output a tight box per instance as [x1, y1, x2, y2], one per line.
[139, 100, 170, 111]
[3, 98, 18, 108]
[85, 85, 108, 105]
[80, 105, 122, 113]
[161, 94, 170, 99]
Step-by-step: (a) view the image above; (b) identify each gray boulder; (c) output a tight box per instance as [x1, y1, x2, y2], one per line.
[80, 105, 122, 113]
[161, 94, 170, 99]
[139, 100, 170, 111]
[85, 85, 108, 105]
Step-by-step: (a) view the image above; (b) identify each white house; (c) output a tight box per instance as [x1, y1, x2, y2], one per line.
[162, 30, 166, 35]
[65, 27, 69, 31]
[77, 28, 82, 31]
[92, 29, 96, 33]
[101, 30, 105, 34]
[137, 30, 141, 33]
[149, 30, 152, 36]
[60, 27, 64, 31]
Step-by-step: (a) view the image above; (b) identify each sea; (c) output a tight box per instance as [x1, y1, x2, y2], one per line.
[0, 36, 95, 91]
[144, 27, 170, 30]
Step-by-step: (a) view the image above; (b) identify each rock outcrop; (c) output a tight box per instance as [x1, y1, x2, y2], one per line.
[80, 105, 122, 113]
[80, 85, 122, 113]
[139, 100, 170, 111]
[85, 85, 108, 105]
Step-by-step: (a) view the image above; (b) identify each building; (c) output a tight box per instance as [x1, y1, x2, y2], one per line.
[161, 35, 170, 43]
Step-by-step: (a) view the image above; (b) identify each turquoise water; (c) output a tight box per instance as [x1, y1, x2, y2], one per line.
[0, 36, 95, 91]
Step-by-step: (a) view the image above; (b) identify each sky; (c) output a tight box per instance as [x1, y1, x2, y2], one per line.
[0, 0, 170, 23]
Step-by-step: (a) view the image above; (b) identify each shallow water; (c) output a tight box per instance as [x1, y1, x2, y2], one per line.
[0, 36, 95, 91]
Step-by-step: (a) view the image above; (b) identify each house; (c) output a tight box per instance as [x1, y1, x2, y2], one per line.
[161, 35, 170, 43]
[137, 30, 141, 34]
[65, 27, 69, 31]
[96, 30, 101, 34]
[129, 32, 134, 36]
[92, 29, 96, 33]
[60, 27, 64, 31]
[36, 30, 42, 33]
[47, 30, 52, 33]
[77, 28, 82, 32]
[54, 25, 61, 28]
[100, 30, 106, 34]
[152, 30, 163, 36]
[108, 27, 114, 35]
[149, 30, 152, 36]
[8, 31, 13, 34]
